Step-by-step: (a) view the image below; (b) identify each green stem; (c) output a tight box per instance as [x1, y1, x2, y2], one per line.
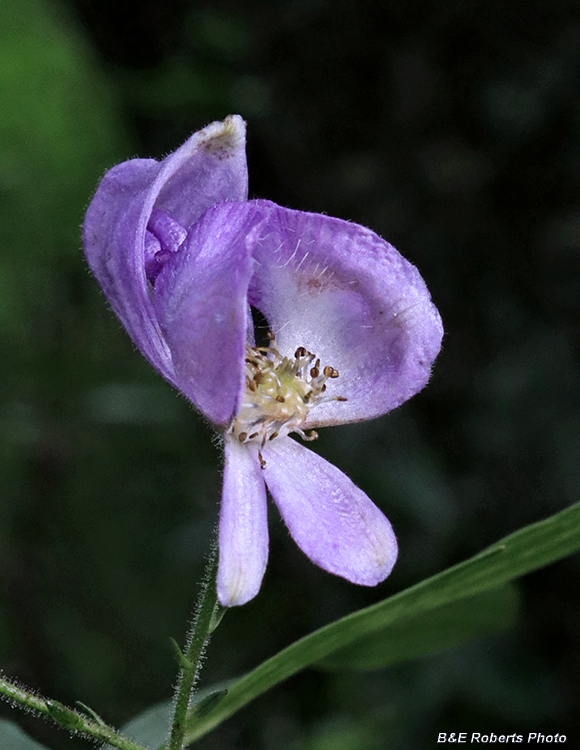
[167, 542, 222, 750]
[0, 675, 147, 750]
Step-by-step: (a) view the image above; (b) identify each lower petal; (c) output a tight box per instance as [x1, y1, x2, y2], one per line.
[262, 437, 397, 586]
[217, 437, 269, 606]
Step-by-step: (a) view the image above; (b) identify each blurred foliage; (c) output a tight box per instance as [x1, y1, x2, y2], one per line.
[1, 0, 580, 748]
[0, 719, 49, 750]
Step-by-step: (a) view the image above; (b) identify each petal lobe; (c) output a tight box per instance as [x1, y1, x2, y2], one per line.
[218, 438, 269, 606]
[262, 437, 398, 586]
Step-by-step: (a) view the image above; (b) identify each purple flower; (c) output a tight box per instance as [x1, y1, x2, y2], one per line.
[83, 115, 443, 606]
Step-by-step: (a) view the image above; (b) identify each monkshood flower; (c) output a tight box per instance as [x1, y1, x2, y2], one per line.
[83, 115, 443, 606]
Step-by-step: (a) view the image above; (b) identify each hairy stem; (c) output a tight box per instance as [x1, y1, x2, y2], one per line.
[0, 675, 147, 750]
[167, 543, 222, 750]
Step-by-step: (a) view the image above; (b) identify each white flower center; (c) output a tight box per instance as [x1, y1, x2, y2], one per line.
[229, 333, 346, 466]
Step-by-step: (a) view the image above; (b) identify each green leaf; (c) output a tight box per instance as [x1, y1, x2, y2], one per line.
[0, 719, 50, 750]
[101, 701, 172, 750]
[318, 583, 520, 671]
[100, 683, 232, 750]
[46, 699, 85, 730]
[209, 603, 227, 633]
[76, 701, 108, 726]
[185, 502, 580, 743]
[187, 689, 229, 722]
[170, 638, 193, 670]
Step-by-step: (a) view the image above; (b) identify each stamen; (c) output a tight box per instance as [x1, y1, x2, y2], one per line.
[229, 337, 346, 449]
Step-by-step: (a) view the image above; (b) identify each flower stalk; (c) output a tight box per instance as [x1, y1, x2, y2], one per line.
[0, 675, 147, 750]
[167, 542, 222, 750]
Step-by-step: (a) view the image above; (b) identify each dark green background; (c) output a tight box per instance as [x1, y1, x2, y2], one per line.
[1, 0, 579, 747]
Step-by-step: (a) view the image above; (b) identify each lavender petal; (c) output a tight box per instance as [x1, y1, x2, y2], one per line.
[217, 438, 269, 607]
[153, 201, 263, 426]
[246, 200, 443, 427]
[262, 437, 398, 586]
[82, 116, 248, 387]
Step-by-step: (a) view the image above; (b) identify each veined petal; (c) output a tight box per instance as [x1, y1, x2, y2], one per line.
[246, 200, 443, 427]
[82, 115, 248, 386]
[153, 201, 263, 426]
[262, 437, 397, 586]
[218, 437, 269, 607]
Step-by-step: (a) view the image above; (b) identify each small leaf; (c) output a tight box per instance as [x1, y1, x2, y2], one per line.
[169, 638, 193, 670]
[317, 583, 520, 671]
[0, 718, 50, 749]
[76, 701, 107, 726]
[46, 699, 83, 730]
[209, 603, 227, 633]
[183, 502, 580, 743]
